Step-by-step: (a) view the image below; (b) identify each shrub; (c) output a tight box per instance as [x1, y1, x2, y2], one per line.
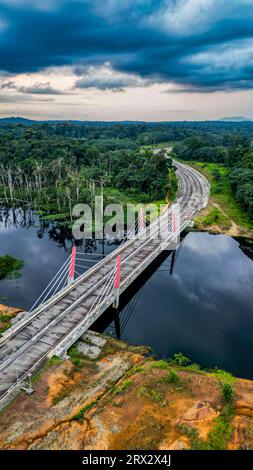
[73, 399, 98, 422]
[0, 314, 11, 322]
[212, 369, 235, 385]
[222, 383, 234, 403]
[166, 370, 180, 384]
[152, 360, 170, 370]
[173, 353, 191, 367]
[0, 255, 24, 280]
[112, 380, 133, 397]
[206, 405, 234, 450]
[125, 365, 144, 377]
[138, 386, 163, 403]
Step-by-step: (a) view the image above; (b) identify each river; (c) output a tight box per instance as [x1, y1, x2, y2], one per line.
[1, 206, 253, 379]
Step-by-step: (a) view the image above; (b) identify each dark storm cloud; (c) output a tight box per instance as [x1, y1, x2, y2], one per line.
[75, 77, 131, 91]
[0, 79, 67, 94]
[74, 64, 142, 91]
[0, 0, 253, 91]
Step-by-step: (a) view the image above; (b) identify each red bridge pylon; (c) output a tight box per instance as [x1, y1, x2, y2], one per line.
[114, 255, 121, 309]
[68, 246, 77, 285]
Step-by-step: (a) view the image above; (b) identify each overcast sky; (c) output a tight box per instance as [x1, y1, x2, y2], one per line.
[0, 0, 253, 121]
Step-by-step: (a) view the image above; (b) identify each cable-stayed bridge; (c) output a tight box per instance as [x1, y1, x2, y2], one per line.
[0, 161, 210, 410]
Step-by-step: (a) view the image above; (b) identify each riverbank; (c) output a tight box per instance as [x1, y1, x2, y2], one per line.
[0, 304, 23, 334]
[0, 330, 253, 450]
[183, 161, 253, 238]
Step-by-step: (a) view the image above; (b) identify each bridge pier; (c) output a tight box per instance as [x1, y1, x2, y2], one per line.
[169, 235, 186, 275]
[18, 373, 34, 396]
[113, 291, 120, 310]
[57, 352, 70, 360]
[114, 311, 121, 340]
[170, 250, 177, 275]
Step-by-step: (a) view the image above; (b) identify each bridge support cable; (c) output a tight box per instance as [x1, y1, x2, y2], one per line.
[28, 255, 71, 313]
[121, 218, 139, 244]
[119, 216, 173, 272]
[0, 245, 144, 401]
[75, 263, 93, 270]
[28, 245, 112, 316]
[74, 215, 171, 330]
[91, 266, 117, 309]
[0, 271, 119, 372]
[71, 218, 138, 281]
[51, 264, 71, 296]
[76, 252, 106, 257]
[113, 256, 121, 309]
[79, 266, 117, 330]
[88, 214, 174, 321]
[76, 258, 102, 264]
[74, 252, 105, 276]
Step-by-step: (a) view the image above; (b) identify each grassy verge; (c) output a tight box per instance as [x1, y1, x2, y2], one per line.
[0, 314, 12, 334]
[39, 212, 69, 222]
[195, 207, 230, 230]
[184, 161, 253, 231]
[0, 306, 23, 335]
[72, 399, 99, 422]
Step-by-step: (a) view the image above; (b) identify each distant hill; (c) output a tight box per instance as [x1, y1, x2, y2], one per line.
[1, 116, 253, 126]
[218, 116, 253, 122]
[0, 117, 36, 124]
[0, 117, 146, 126]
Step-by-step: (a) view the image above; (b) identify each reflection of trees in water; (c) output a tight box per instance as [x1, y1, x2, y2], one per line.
[82, 239, 99, 253]
[0, 205, 74, 251]
[47, 223, 74, 251]
[236, 237, 253, 261]
[0, 205, 35, 229]
[0, 205, 119, 254]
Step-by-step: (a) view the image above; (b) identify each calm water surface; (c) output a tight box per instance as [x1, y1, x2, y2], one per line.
[1, 207, 253, 378]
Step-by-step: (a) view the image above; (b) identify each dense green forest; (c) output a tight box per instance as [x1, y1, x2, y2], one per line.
[0, 120, 252, 220]
[173, 132, 253, 218]
[0, 124, 177, 217]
